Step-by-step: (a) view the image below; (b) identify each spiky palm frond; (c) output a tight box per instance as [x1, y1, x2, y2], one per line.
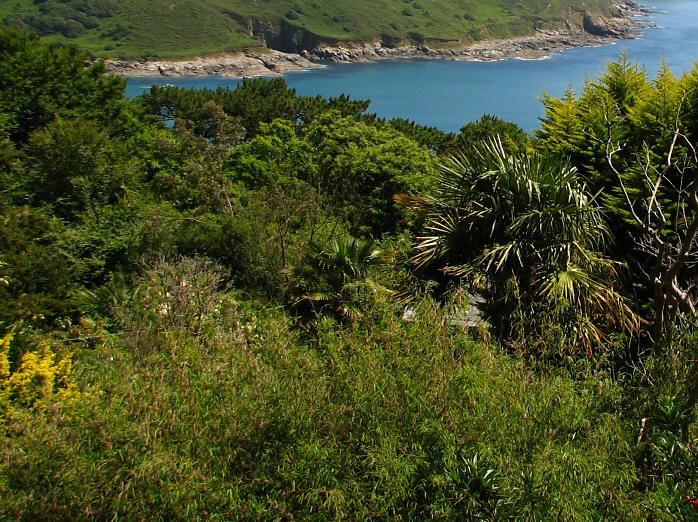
[311, 237, 381, 283]
[410, 136, 640, 350]
[298, 237, 386, 323]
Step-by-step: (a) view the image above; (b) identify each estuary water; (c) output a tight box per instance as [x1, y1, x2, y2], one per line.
[125, 0, 698, 132]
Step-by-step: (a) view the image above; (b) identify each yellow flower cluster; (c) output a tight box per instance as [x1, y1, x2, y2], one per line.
[0, 333, 83, 422]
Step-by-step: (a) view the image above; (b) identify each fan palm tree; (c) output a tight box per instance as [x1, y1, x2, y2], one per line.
[299, 237, 385, 323]
[407, 137, 639, 352]
[313, 237, 381, 285]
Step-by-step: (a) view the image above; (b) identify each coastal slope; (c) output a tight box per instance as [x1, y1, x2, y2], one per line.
[1, 0, 644, 62]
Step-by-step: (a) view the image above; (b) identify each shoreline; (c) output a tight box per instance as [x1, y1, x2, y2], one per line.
[106, 49, 326, 78]
[106, 1, 651, 78]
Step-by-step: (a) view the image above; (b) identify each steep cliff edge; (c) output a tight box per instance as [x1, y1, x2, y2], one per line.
[223, 0, 646, 56]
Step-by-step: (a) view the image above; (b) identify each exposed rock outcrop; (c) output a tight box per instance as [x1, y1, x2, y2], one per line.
[248, 18, 340, 53]
[106, 50, 323, 77]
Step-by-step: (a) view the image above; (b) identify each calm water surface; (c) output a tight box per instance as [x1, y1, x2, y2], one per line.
[125, 0, 698, 131]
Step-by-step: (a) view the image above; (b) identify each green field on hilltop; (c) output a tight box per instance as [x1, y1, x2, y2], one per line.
[0, 0, 618, 59]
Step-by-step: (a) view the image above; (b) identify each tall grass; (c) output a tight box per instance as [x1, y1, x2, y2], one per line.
[1, 259, 696, 520]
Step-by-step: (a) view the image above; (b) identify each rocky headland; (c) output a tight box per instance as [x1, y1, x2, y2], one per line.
[106, 0, 651, 78]
[106, 49, 324, 77]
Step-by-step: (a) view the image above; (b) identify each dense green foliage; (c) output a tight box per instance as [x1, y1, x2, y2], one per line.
[0, 29, 123, 143]
[1, 0, 620, 58]
[2, 285, 687, 520]
[537, 55, 698, 339]
[0, 30, 697, 520]
[408, 138, 639, 353]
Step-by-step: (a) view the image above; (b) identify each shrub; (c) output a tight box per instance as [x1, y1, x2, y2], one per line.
[0, 333, 82, 425]
[0, 300, 655, 519]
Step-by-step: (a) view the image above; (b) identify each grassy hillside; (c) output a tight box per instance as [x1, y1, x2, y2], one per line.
[0, 0, 620, 59]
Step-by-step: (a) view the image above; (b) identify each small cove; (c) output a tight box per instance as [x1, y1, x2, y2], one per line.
[125, 0, 698, 132]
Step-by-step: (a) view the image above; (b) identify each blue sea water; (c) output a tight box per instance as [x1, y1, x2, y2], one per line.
[125, 0, 698, 132]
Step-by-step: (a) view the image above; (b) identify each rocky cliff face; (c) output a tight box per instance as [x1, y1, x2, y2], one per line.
[249, 18, 341, 53]
[306, 0, 647, 64]
[563, 1, 636, 38]
[234, 0, 645, 59]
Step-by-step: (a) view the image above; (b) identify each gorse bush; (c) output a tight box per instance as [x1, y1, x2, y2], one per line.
[0, 333, 83, 426]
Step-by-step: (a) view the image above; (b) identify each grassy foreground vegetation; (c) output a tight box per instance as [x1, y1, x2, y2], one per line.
[0, 0, 621, 59]
[1, 30, 698, 519]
